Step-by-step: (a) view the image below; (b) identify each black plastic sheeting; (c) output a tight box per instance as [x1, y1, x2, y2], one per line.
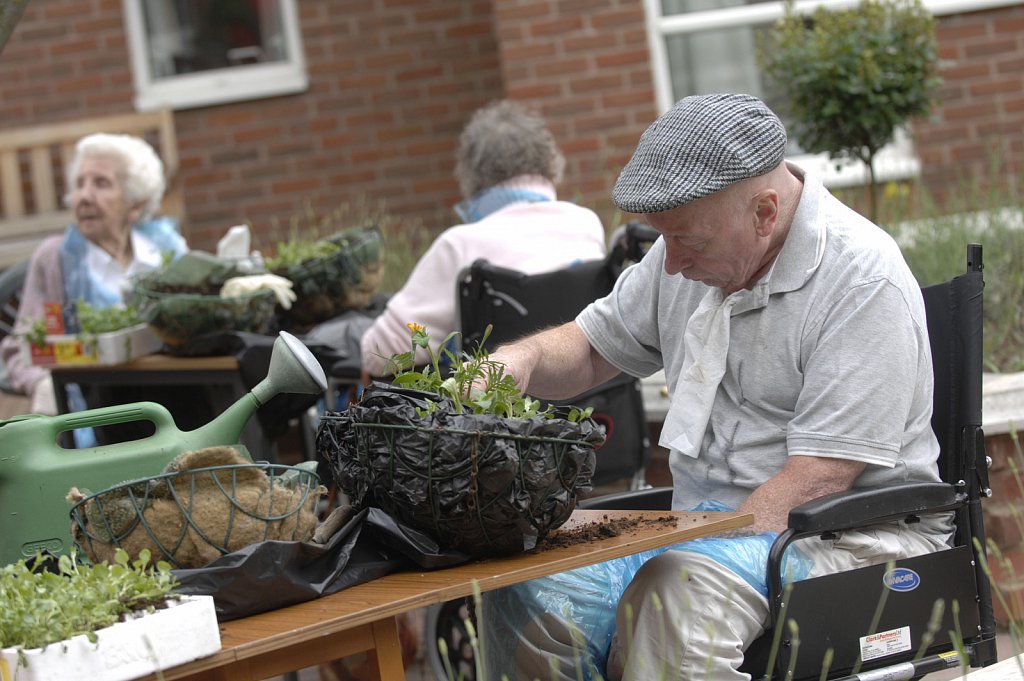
[171, 506, 469, 621]
[319, 385, 602, 559]
[163, 316, 376, 440]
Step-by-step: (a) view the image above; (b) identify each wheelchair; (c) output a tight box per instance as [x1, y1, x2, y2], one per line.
[582, 243, 997, 679]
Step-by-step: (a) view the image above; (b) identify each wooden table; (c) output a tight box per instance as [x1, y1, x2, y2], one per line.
[142, 509, 752, 681]
[50, 354, 276, 461]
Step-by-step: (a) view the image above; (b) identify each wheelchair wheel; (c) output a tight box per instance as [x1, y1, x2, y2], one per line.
[424, 597, 477, 681]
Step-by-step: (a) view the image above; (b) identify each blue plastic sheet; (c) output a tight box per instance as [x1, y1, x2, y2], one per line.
[482, 501, 813, 680]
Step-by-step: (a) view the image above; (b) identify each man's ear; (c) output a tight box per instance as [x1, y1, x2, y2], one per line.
[753, 190, 779, 236]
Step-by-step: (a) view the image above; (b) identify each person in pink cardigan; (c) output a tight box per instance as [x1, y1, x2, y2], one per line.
[359, 99, 607, 378]
[0, 133, 187, 416]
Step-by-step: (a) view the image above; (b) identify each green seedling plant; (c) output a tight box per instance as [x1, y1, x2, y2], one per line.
[382, 323, 592, 423]
[0, 549, 178, 658]
[24, 301, 140, 349]
[264, 235, 341, 270]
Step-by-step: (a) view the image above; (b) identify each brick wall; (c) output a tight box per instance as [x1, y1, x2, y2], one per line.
[914, 5, 1024, 203]
[0, 0, 506, 252]
[0, 2, 1020, 257]
[981, 431, 1024, 626]
[1, 1, 136, 121]
[490, 0, 659, 226]
[175, 1, 506, 248]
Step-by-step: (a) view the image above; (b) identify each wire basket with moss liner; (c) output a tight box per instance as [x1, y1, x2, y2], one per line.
[68, 447, 325, 569]
[131, 271, 278, 347]
[316, 385, 603, 559]
[266, 225, 384, 332]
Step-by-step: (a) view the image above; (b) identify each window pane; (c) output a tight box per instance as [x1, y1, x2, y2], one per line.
[141, 0, 288, 78]
[661, 0, 776, 14]
[663, 24, 803, 155]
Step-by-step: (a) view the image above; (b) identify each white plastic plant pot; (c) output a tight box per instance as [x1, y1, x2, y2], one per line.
[20, 323, 162, 367]
[0, 594, 221, 681]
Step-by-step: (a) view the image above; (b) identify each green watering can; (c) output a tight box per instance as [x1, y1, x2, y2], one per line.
[0, 331, 327, 566]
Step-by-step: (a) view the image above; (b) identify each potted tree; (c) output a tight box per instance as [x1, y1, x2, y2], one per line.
[758, 0, 941, 220]
[0, 549, 220, 681]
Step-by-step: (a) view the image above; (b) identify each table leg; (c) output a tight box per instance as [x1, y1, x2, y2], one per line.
[365, 617, 407, 681]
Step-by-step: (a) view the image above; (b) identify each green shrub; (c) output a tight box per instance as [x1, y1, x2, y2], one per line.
[759, 0, 941, 220]
[859, 166, 1024, 373]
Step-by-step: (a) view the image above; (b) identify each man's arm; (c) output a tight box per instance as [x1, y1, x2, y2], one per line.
[738, 456, 866, 533]
[488, 320, 621, 400]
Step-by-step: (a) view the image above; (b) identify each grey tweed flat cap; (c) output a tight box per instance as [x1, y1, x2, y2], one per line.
[613, 93, 787, 214]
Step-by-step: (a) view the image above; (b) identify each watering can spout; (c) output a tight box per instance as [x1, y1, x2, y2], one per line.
[190, 331, 328, 449]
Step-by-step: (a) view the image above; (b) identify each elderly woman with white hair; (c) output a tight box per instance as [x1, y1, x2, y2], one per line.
[359, 99, 607, 377]
[0, 132, 188, 415]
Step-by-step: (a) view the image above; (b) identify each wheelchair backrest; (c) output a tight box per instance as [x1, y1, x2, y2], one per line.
[920, 244, 985, 486]
[455, 224, 660, 487]
[457, 257, 616, 352]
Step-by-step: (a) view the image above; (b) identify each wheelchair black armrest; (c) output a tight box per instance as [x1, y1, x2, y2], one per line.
[329, 356, 363, 380]
[787, 482, 958, 534]
[578, 486, 673, 511]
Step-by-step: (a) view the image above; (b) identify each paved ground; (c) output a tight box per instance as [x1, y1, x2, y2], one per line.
[272, 629, 1019, 681]
[923, 631, 1019, 680]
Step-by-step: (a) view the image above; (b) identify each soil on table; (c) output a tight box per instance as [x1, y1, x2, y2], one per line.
[532, 513, 678, 551]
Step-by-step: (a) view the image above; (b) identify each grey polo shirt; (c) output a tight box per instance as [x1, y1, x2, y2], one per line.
[577, 168, 940, 511]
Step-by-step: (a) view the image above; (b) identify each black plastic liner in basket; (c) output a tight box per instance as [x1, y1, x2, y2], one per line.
[317, 385, 603, 558]
[171, 506, 470, 621]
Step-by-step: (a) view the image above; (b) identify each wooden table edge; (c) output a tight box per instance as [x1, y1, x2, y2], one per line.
[143, 509, 753, 680]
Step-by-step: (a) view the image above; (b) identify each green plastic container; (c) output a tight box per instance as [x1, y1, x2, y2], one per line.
[0, 398, 262, 566]
[0, 330, 327, 567]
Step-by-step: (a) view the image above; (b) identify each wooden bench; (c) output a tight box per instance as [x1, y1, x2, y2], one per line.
[0, 108, 183, 270]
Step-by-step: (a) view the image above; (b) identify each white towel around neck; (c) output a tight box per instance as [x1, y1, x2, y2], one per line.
[659, 286, 743, 458]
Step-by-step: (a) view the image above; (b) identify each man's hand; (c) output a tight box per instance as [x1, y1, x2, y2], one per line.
[486, 342, 537, 394]
[481, 321, 619, 400]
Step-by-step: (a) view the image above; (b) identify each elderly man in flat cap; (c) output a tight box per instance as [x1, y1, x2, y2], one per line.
[479, 94, 952, 680]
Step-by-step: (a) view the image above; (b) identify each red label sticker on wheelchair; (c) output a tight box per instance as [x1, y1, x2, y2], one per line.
[860, 626, 912, 661]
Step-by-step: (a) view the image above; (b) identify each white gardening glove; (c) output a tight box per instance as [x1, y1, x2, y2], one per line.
[30, 373, 58, 415]
[220, 274, 297, 309]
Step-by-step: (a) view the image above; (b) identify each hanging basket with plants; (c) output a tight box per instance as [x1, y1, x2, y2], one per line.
[130, 252, 281, 347]
[316, 325, 603, 558]
[266, 225, 384, 332]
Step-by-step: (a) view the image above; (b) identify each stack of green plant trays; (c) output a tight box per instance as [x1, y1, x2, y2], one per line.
[130, 253, 278, 347]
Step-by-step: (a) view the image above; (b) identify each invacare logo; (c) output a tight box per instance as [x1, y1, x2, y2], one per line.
[883, 567, 921, 592]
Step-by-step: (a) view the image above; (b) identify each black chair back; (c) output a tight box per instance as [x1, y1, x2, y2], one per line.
[921, 243, 985, 486]
[456, 223, 660, 487]
[457, 258, 617, 354]
[0, 259, 28, 341]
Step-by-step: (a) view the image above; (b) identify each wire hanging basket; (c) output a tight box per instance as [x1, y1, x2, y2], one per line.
[69, 462, 323, 569]
[317, 386, 602, 558]
[271, 225, 384, 332]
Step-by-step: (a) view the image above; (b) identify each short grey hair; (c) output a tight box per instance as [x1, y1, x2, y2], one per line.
[67, 133, 166, 221]
[454, 100, 566, 199]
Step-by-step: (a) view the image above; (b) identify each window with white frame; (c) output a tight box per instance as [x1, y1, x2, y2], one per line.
[122, 0, 308, 112]
[643, 0, 1024, 188]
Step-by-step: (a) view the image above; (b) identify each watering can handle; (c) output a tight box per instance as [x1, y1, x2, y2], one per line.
[49, 402, 178, 441]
